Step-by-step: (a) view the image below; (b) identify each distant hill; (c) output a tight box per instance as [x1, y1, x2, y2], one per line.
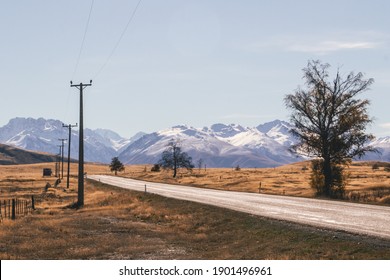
[0, 143, 58, 165]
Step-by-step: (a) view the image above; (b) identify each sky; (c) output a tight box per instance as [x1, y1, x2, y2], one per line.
[1, 0, 390, 138]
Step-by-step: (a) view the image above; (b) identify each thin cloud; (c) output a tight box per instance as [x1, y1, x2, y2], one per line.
[244, 32, 385, 55]
[379, 123, 390, 129]
[288, 41, 380, 54]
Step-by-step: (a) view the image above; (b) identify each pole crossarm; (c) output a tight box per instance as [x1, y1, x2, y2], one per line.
[70, 80, 92, 89]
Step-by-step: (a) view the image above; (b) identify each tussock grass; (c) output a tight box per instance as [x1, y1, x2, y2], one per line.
[119, 161, 390, 204]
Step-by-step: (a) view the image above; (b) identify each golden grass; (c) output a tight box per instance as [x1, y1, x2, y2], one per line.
[116, 161, 390, 204]
[1, 161, 390, 260]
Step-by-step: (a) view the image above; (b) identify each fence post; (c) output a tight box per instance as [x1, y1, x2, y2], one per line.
[12, 199, 16, 220]
[32, 195, 35, 210]
[7, 199, 11, 219]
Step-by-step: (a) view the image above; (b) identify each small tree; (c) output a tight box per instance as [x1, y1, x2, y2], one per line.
[158, 141, 194, 178]
[285, 60, 376, 197]
[109, 157, 124, 175]
[197, 158, 204, 172]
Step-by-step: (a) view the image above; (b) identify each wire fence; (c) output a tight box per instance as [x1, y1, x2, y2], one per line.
[0, 196, 35, 222]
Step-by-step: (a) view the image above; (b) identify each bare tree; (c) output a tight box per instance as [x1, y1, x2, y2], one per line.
[197, 158, 204, 173]
[285, 60, 376, 197]
[158, 141, 194, 178]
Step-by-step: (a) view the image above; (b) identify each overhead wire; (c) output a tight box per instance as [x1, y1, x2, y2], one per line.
[65, 0, 142, 126]
[93, 0, 143, 79]
[71, 0, 95, 81]
[64, 0, 94, 125]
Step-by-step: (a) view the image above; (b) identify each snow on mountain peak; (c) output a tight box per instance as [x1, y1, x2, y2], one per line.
[0, 117, 139, 163]
[257, 119, 290, 133]
[3, 117, 389, 167]
[209, 123, 246, 138]
[118, 121, 300, 167]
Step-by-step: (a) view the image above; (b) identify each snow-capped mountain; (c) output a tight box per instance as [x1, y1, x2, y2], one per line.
[0, 117, 140, 163]
[2, 117, 388, 167]
[361, 136, 390, 162]
[257, 119, 297, 146]
[119, 121, 301, 168]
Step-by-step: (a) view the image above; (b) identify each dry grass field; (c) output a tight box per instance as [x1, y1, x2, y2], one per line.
[1, 161, 390, 260]
[121, 161, 390, 205]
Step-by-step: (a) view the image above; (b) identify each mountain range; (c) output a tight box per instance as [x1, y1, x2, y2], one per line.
[0, 117, 389, 167]
[0, 117, 144, 164]
[119, 121, 300, 167]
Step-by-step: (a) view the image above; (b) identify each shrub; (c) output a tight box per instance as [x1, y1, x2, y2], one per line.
[310, 159, 346, 198]
[151, 164, 161, 172]
[372, 163, 380, 170]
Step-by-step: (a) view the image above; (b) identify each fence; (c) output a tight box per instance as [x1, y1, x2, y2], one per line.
[0, 196, 35, 222]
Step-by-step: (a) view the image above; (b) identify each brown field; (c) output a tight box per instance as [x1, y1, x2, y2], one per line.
[120, 161, 390, 205]
[1, 161, 390, 260]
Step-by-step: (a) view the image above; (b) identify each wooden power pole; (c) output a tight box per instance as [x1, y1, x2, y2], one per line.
[70, 80, 92, 207]
[58, 138, 66, 179]
[62, 123, 77, 189]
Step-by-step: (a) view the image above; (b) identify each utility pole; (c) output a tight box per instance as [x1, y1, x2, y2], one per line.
[70, 80, 92, 207]
[58, 138, 66, 179]
[63, 123, 78, 189]
[55, 153, 58, 177]
[57, 145, 62, 180]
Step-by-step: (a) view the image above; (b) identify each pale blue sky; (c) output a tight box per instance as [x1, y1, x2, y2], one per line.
[1, 0, 389, 138]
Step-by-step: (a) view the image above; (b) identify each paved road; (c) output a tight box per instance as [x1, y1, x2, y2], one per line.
[89, 175, 390, 239]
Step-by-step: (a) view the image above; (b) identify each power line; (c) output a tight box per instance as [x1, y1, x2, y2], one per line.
[93, 0, 143, 79]
[64, 0, 94, 127]
[71, 0, 95, 80]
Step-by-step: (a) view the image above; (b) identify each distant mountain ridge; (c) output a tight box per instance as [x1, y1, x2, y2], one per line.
[0, 117, 389, 166]
[0, 143, 58, 165]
